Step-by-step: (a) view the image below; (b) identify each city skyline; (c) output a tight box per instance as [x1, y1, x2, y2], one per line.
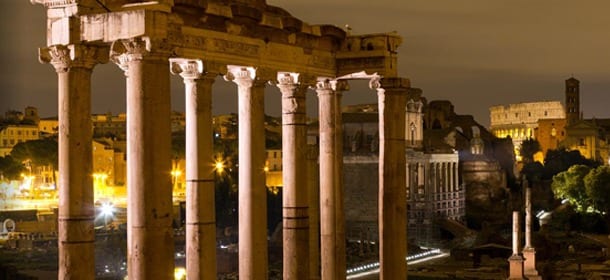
[2, 1, 610, 127]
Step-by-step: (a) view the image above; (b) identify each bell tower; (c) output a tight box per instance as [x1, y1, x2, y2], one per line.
[565, 77, 580, 125]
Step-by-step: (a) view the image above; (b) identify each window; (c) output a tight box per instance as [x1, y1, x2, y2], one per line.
[528, 112, 531, 117]
[544, 111, 548, 116]
[580, 138, 585, 146]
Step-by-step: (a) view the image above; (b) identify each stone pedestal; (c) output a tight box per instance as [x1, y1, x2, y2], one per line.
[39, 44, 107, 280]
[170, 58, 217, 280]
[111, 37, 174, 280]
[225, 66, 268, 280]
[523, 248, 541, 280]
[507, 254, 526, 280]
[374, 77, 408, 280]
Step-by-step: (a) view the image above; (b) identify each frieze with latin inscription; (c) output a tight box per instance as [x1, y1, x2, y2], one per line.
[213, 39, 259, 57]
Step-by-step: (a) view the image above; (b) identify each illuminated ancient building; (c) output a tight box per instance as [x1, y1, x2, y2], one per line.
[489, 101, 565, 160]
[342, 99, 465, 247]
[0, 107, 41, 157]
[32, 0, 410, 278]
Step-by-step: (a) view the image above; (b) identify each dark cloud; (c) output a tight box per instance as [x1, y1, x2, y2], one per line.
[2, 0, 610, 126]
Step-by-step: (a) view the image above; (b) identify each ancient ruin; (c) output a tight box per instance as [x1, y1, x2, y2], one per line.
[32, 0, 409, 279]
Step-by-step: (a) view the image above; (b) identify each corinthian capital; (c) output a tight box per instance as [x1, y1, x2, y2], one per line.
[277, 72, 300, 90]
[224, 65, 256, 89]
[110, 37, 150, 72]
[39, 44, 108, 73]
[315, 78, 349, 93]
[170, 58, 203, 81]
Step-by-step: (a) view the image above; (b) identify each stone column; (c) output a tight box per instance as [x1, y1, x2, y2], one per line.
[307, 145, 321, 279]
[334, 81, 348, 280]
[373, 77, 408, 280]
[508, 211, 525, 280]
[316, 78, 340, 280]
[449, 162, 454, 194]
[225, 66, 267, 279]
[170, 59, 217, 280]
[111, 37, 174, 279]
[39, 44, 106, 280]
[277, 72, 309, 279]
[523, 186, 541, 279]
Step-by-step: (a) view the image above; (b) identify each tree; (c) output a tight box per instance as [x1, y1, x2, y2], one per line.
[584, 166, 610, 215]
[543, 148, 598, 179]
[519, 138, 541, 164]
[0, 156, 25, 181]
[10, 138, 58, 167]
[551, 164, 591, 211]
[521, 161, 545, 183]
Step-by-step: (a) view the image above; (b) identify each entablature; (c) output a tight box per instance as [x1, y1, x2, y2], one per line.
[43, 0, 402, 78]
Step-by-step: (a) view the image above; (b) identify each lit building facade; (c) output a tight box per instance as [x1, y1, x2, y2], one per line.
[343, 99, 465, 247]
[0, 125, 40, 157]
[490, 101, 565, 160]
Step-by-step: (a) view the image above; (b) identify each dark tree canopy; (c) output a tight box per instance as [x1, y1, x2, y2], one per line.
[0, 156, 25, 180]
[519, 138, 541, 164]
[10, 138, 58, 170]
[543, 148, 599, 179]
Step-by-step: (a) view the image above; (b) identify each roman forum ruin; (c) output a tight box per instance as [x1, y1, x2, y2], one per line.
[32, 0, 410, 279]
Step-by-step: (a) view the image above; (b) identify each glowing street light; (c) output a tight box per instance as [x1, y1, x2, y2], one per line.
[99, 202, 115, 228]
[174, 267, 186, 280]
[214, 160, 225, 174]
[171, 169, 182, 189]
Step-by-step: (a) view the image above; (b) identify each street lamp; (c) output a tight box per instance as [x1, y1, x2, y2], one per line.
[99, 202, 115, 228]
[214, 160, 225, 174]
[171, 169, 182, 189]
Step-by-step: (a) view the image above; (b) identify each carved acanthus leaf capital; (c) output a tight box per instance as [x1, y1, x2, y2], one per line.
[39, 45, 71, 73]
[110, 37, 172, 73]
[110, 37, 150, 72]
[315, 78, 349, 93]
[224, 65, 256, 88]
[277, 72, 299, 88]
[170, 58, 203, 81]
[39, 44, 108, 73]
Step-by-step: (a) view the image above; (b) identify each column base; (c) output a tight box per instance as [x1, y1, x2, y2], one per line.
[522, 247, 540, 279]
[507, 254, 526, 280]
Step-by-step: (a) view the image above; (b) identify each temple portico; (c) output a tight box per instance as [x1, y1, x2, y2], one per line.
[33, 1, 409, 279]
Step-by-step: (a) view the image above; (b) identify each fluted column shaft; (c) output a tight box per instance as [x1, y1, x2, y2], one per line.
[226, 66, 267, 279]
[277, 73, 309, 279]
[170, 59, 217, 280]
[111, 37, 174, 279]
[39, 44, 106, 280]
[374, 77, 408, 280]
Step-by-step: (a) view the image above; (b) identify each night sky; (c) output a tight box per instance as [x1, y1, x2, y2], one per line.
[2, 0, 610, 127]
